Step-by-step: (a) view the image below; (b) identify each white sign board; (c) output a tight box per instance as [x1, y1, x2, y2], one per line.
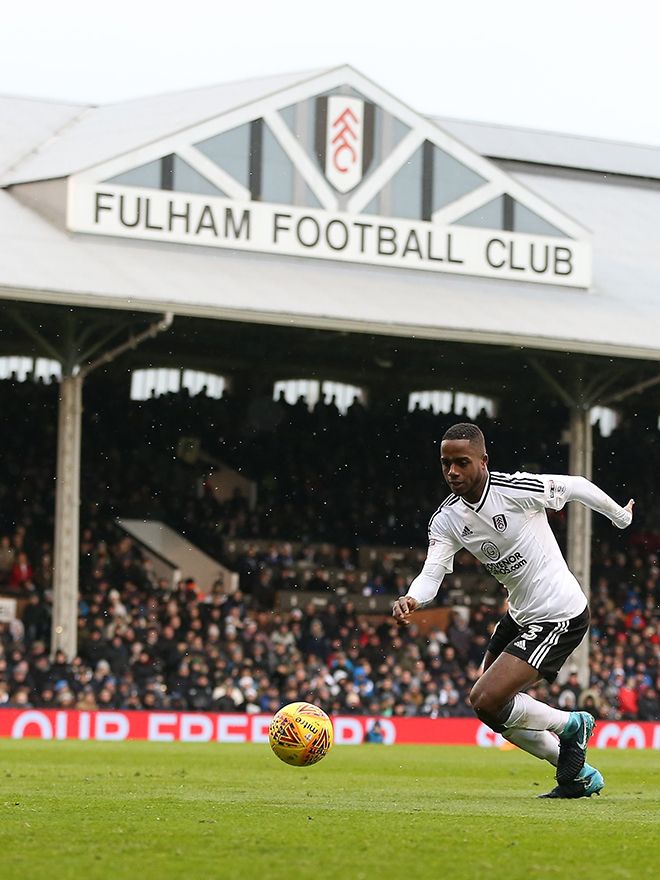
[67, 182, 592, 288]
[0, 597, 17, 622]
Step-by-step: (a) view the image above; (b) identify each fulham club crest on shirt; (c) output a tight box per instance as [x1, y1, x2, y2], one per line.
[492, 514, 508, 532]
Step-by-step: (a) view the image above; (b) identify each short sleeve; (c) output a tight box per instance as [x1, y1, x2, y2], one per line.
[501, 471, 568, 512]
[538, 475, 572, 511]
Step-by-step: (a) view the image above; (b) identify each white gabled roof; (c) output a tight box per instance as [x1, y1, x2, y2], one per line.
[1, 67, 659, 359]
[434, 116, 660, 180]
[4, 71, 660, 187]
[1, 68, 331, 185]
[0, 94, 88, 177]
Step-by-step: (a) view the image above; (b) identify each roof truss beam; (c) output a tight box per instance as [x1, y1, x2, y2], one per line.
[432, 181, 505, 225]
[347, 129, 426, 214]
[264, 111, 338, 210]
[174, 145, 250, 200]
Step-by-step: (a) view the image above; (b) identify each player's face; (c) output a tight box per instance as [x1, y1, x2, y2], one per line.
[440, 439, 488, 501]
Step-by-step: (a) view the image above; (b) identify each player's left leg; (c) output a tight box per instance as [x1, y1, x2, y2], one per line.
[478, 628, 562, 769]
[469, 651, 572, 735]
[479, 655, 561, 767]
[471, 608, 601, 795]
[554, 709, 596, 784]
[501, 728, 559, 764]
[502, 728, 604, 798]
[470, 653, 602, 797]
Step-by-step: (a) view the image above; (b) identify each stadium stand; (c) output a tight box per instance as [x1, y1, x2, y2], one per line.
[0, 374, 657, 721]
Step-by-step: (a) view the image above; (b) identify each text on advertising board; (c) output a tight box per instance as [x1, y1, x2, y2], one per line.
[1, 710, 658, 749]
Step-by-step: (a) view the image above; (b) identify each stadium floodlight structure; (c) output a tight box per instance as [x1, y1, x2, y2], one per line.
[2, 66, 660, 675]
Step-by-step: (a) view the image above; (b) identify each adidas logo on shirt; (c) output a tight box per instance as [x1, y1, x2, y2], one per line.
[462, 525, 473, 537]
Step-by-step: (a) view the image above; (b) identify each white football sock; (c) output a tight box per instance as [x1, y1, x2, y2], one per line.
[503, 692, 570, 734]
[502, 728, 559, 766]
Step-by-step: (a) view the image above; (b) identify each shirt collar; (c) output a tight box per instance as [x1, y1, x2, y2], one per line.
[461, 471, 491, 513]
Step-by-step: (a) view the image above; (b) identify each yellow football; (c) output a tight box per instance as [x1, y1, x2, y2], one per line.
[268, 701, 334, 766]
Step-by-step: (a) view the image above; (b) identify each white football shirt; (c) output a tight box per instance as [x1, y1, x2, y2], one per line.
[410, 471, 632, 625]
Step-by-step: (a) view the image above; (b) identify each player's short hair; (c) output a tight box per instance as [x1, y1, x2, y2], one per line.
[442, 423, 486, 452]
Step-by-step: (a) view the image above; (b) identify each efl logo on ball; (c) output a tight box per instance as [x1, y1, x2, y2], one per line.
[268, 701, 334, 766]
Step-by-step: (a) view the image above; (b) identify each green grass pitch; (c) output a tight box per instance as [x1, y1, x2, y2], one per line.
[1, 740, 658, 880]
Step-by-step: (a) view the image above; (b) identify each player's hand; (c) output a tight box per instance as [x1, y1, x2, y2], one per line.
[624, 499, 635, 516]
[392, 595, 419, 626]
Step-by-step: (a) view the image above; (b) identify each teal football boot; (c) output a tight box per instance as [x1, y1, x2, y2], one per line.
[556, 711, 595, 785]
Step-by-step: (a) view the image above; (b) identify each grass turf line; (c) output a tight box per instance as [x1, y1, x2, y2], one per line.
[1, 741, 658, 880]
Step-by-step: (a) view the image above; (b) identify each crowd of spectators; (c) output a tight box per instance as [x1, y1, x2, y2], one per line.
[0, 373, 658, 724]
[0, 528, 658, 721]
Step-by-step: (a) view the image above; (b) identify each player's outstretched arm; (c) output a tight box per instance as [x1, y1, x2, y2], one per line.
[557, 475, 634, 528]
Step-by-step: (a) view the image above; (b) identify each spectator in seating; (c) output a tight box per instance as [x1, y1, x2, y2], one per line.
[0, 536, 16, 584]
[8, 552, 34, 593]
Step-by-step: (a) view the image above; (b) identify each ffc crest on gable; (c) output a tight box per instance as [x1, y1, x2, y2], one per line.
[316, 96, 374, 193]
[67, 66, 592, 287]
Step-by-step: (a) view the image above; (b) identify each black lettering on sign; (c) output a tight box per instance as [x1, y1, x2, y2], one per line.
[195, 205, 218, 236]
[145, 199, 163, 231]
[94, 192, 114, 223]
[530, 243, 549, 274]
[119, 195, 141, 228]
[508, 240, 525, 271]
[426, 230, 444, 262]
[325, 219, 349, 251]
[554, 247, 573, 276]
[225, 208, 250, 240]
[353, 222, 371, 253]
[273, 213, 291, 244]
[486, 238, 505, 268]
[297, 216, 320, 248]
[402, 229, 422, 259]
[377, 225, 396, 256]
[447, 233, 463, 264]
[168, 201, 190, 234]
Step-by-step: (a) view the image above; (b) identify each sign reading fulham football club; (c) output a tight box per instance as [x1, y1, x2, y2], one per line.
[66, 69, 592, 288]
[69, 187, 587, 285]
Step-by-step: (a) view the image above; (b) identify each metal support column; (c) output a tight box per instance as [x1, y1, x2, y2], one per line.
[49, 312, 173, 660]
[51, 373, 83, 659]
[565, 406, 593, 688]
